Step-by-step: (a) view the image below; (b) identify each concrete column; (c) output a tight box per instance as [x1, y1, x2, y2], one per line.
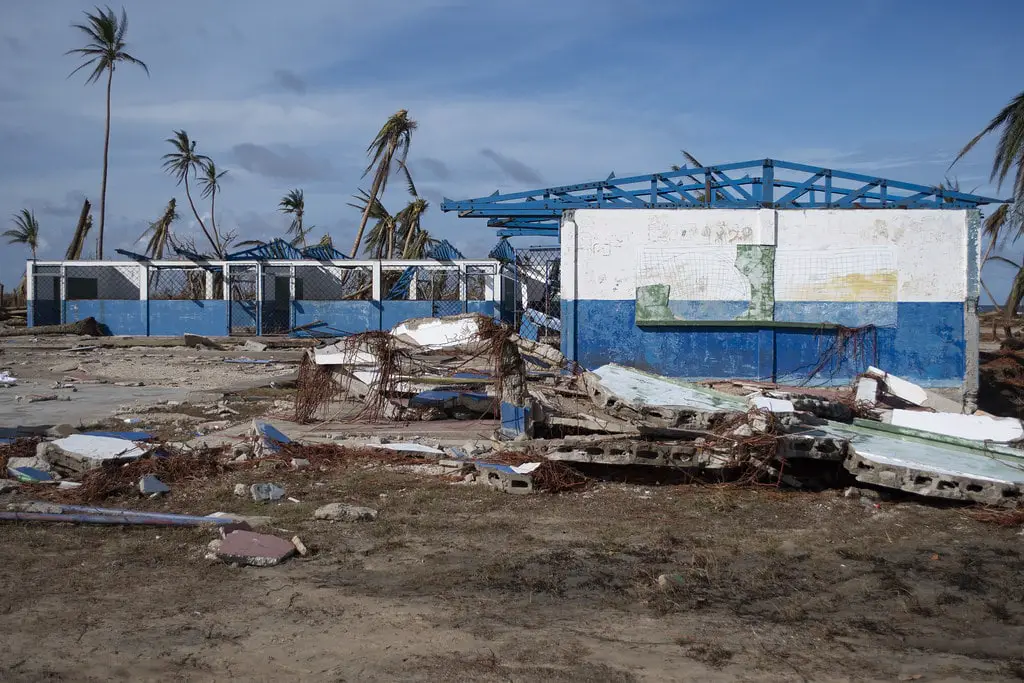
[205, 270, 214, 300]
[458, 263, 467, 301]
[138, 264, 149, 301]
[25, 261, 34, 327]
[371, 262, 382, 300]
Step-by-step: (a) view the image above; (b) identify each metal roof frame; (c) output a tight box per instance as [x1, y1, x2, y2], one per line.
[441, 158, 1009, 237]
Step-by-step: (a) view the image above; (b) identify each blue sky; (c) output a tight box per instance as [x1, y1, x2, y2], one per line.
[0, 0, 1021, 302]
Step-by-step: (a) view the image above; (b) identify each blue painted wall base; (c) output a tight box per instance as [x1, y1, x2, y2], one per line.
[563, 299, 965, 388]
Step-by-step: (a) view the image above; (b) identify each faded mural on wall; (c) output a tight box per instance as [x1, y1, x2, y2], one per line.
[635, 244, 897, 327]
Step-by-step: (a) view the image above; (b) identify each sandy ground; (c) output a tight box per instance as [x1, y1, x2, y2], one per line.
[2, 336, 1024, 681]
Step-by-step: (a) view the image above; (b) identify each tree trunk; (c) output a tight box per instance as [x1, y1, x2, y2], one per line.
[184, 175, 220, 257]
[351, 165, 388, 258]
[209, 189, 218, 250]
[98, 67, 113, 259]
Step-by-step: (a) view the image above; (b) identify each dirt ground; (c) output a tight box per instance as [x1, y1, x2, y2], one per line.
[3, 465, 1024, 682]
[3, 336, 1024, 681]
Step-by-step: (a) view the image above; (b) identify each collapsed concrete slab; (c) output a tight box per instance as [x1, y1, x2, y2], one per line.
[830, 422, 1024, 506]
[41, 434, 149, 476]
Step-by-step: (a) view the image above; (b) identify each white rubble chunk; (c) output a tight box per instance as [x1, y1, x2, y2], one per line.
[855, 377, 878, 406]
[865, 367, 928, 406]
[750, 396, 795, 414]
[391, 315, 481, 350]
[891, 410, 1024, 443]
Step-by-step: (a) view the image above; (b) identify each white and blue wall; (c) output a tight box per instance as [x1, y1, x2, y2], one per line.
[561, 208, 980, 392]
[27, 259, 501, 337]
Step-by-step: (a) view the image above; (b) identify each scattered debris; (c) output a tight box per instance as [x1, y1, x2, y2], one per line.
[250, 483, 285, 503]
[243, 340, 269, 352]
[138, 475, 170, 495]
[250, 420, 291, 458]
[184, 333, 222, 350]
[313, 503, 378, 522]
[291, 535, 309, 557]
[214, 530, 296, 567]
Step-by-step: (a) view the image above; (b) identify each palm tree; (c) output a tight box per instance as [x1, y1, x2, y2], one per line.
[348, 189, 396, 259]
[66, 6, 148, 259]
[396, 197, 430, 258]
[139, 198, 178, 259]
[198, 161, 228, 247]
[162, 130, 222, 257]
[351, 109, 417, 257]
[279, 189, 310, 247]
[954, 91, 1024, 322]
[4, 209, 40, 260]
[65, 199, 92, 260]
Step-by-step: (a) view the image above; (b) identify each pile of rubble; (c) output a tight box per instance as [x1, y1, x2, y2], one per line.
[4, 313, 1024, 567]
[300, 313, 1024, 506]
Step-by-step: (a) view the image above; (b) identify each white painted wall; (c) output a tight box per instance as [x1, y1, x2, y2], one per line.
[565, 208, 969, 303]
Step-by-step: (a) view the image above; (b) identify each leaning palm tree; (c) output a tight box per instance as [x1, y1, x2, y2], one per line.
[138, 198, 178, 259]
[279, 189, 310, 247]
[351, 109, 417, 257]
[198, 161, 228, 247]
[4, 209, 40, 260]
[66, 5, 148, 259]
[162, 130, 222, 257]
[348, 188, 396, 259]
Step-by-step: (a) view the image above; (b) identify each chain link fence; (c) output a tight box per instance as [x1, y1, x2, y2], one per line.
[261, 264, 291, 334]
[148, 266, 214, 300]
[31, 264, 61, 326]
[512, 248, 561, 343]
[295, 264, 373, 301]
[63, 264, 141, 300]
[228, 264, 258, 335]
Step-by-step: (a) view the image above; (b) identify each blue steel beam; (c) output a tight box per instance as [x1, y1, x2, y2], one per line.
[496, 227, 559, 237]
[441, 159, 1008, 225]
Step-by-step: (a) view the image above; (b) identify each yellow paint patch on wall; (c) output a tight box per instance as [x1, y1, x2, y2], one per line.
[791, 270, 897, 302]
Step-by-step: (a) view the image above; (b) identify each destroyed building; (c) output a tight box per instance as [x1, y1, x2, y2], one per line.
[13, 158, 1020, 508]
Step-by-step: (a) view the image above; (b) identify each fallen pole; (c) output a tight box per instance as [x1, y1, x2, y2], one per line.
[1, 504, 237, 527]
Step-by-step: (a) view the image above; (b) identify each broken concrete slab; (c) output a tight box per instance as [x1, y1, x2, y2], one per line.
[243, 340, 268, 352]
[475, 462, 535, 494]
[12, 454, 54, 473]
[313, 503, 378, 522]
[183, 333, 223, 350]
[215, 530, 295, 567]
[391, 314, 483, 350]
[138, 475, 170, 495]
[250, 419, 291, 458]
[855, 377, 879, 406]
[889, 410, 1024, 443]
[7, 466, 55, 483]
[0, 479, 20, 494]
[830, 422, 1024, 506]
[750, 396, 795, 414]
[864, 366, 963, 413]
[42, 434, 149, 475]
[250, 483, 285, 503]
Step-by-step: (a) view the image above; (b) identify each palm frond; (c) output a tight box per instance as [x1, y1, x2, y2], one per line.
[66, 6, 148, 82]
[199, 161, 227, 199]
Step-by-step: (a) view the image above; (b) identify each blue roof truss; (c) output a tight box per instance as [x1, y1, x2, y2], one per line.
[441, 158, 1009, 236]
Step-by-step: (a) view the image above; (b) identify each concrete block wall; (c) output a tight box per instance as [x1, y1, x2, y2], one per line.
[561, 208, 979, 390]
